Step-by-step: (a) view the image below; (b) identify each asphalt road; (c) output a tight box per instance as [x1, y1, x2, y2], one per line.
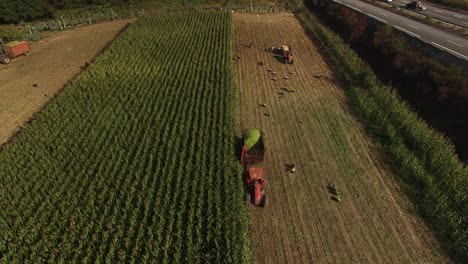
[334, 0, 468, 61]
[391, 0, 468, 28]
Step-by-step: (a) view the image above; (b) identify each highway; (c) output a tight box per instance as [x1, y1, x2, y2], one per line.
[334, 0, 468, 61]
[391, 0, 468, 28]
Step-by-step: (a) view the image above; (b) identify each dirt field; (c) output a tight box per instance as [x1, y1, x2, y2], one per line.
[233, 13, 450, 263]
[0, 19, 135, 145]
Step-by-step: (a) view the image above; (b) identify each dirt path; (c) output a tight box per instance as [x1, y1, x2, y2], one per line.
[233, 12, 450, 263]
[0, 18, 135, 145]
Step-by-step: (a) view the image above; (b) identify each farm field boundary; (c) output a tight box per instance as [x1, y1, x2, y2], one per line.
[0, 19, 134, 149]
[297, 8, 468, 262]
[0, 12, 248, 263]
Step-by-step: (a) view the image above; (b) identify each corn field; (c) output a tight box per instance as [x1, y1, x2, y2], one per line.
[0, 12, 248, 263]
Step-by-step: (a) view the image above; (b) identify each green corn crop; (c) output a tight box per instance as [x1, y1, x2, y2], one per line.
[0, 12, 249, 263]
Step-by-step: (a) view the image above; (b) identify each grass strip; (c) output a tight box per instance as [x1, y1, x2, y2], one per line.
[296, 8, 467, 263]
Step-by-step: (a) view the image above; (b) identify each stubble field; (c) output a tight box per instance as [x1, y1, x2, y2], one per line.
[233, 12, 449, 263]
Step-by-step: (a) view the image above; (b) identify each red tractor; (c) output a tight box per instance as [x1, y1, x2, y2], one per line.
[281, 45, 294, 64]
[269, 45, 294, 64]
[241, 129, 268, 207]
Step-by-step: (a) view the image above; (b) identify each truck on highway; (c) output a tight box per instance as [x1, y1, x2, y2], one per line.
[406, 1, 426, 10]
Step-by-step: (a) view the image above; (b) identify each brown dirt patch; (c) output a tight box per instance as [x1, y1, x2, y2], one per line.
[0, 18, 135, 145]
[233, 12, 450, 263]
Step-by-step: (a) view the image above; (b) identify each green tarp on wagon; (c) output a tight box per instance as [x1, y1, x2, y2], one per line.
[242, 129, 261, 150]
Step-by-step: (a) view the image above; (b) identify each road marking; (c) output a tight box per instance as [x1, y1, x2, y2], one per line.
[334, 0, 342, 3]
[394, 26, 421, 38]
[351, 7, 363, 12]
[433, 9, 443, 13]
[378, 12, 388, 17]
[426, 12, 453, 21]
[438, 15, 453, 20]
[407, 24, 418, 29]
[453, 14, 463, 18]
[368, 14, 387, 23]
[447, 40, 463, 47]
[432, 42, 468, 60]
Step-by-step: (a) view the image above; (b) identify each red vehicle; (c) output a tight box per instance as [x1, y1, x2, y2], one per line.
[0, 41, 31, 64]
[241, 129, 268, 207]
[270, 45, 294, 64]
[281, 45, 294, 64]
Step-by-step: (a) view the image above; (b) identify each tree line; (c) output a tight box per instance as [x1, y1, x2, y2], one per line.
[0, 0, 141, 24]
[427, 0, 468, 11]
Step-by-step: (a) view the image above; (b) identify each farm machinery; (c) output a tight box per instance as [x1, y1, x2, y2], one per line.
[241, 129, 268, 207]
[270, 45, 294, 64]
[0, 41, 31, 64]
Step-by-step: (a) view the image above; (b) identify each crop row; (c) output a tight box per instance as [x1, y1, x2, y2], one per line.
[0, 12, 248, 263]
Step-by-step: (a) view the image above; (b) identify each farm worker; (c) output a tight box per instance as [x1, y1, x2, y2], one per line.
[289, 164, 296, 173]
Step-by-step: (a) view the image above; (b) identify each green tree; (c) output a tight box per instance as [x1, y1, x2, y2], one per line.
[0, 0, 53, 24]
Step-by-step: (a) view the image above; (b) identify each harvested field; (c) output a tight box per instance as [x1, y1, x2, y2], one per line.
[233, 12, 450, 263]
[0, 18, 135, 145]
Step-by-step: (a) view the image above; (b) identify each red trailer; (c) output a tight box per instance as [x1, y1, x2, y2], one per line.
[241, 129, 268, 207]
[1, 41, 31, 64]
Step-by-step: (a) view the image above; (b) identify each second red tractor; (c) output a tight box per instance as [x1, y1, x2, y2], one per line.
[241, 129, 268, 207]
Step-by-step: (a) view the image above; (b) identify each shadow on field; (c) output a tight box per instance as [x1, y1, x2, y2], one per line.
[234, 136, 243, 163]
[273, 55, 288, 64]
[234, 136, 250, 190]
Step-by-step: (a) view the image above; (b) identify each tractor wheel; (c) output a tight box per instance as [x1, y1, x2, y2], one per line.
[261, 194, 269, 207]
[0, 55, 11, 64]
[245, 193, 251, 206]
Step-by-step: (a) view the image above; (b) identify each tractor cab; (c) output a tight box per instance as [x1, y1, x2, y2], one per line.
[281, 45, 294, 64]
[0, 47, 10, 64]
[241, 129, 268, 207]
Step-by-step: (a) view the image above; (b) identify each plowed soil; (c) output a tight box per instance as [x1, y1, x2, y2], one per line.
[233, 12, 450, 263]
[0, 18, 135, 145]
